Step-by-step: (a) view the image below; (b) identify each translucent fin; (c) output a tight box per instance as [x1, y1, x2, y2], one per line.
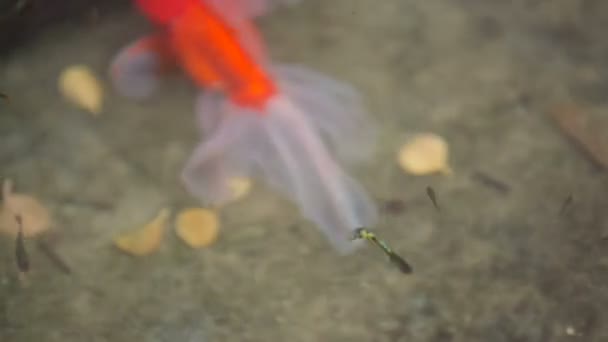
[181, 92, 254, 205]
[109, 35, 174, 99]
[273, 64, 377, 165]
[182, 89, 377, 254]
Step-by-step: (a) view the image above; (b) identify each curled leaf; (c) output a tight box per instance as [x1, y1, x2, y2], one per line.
[59, 64, 103, 115]
[114, 208, 169, 256]
[175, 208, 219, 248]
[398, 133, 452, 175]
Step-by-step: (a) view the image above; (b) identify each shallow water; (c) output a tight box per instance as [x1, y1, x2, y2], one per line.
[2, 0, 608, 341]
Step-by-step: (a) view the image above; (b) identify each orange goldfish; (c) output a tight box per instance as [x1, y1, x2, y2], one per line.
[110, 0, 378, 254]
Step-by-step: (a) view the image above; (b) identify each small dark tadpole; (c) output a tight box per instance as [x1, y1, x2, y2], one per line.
[426, 186, 440, 211]
[559, 194, 573, 216]
[471, 171, 510, 195]
[0, 92, 9, 102]
[14, 215, 29, 273]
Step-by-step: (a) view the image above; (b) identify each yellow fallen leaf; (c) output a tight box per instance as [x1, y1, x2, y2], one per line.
[59, 64, 103, 115]
[397, 133, 452, 175]
[114, 208, 170, 256]
[0, 179, 52, 238]
[175, 208, 219, 248]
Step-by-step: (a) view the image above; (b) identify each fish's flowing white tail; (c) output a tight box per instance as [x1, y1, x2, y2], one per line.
[181, 65, 378, 254]
[272, 64, 377, 165]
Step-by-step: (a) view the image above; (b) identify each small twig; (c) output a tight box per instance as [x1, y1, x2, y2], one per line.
[53, 196, 114, 211]
[471, 171, 510, 194]
[36, 240, 72, 275]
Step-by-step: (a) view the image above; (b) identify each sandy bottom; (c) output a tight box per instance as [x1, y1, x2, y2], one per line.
[1, 0, 608, 341]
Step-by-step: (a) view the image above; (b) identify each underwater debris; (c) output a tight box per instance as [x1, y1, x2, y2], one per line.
[58, 64, 103, 115]
[114, 208, 169, 256]
[381, 198, 406, 215]
[175, 208, 219, 248]
[0, 179, 52, 238]
[351, 227, 413, 274]
[398, 133, 452, 176]
[559, 194, 573, 216]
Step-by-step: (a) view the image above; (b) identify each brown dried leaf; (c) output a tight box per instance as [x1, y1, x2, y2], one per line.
[0, 179, 52, 238]
[548, 103, 608, 170]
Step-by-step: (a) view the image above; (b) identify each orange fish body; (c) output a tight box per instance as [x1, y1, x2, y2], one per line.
[167, 0, 277, 109]
[110, 0, 379, 254]
[114, 0, 275, 104]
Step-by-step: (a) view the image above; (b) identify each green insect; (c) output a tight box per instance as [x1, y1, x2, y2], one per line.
[351, 227, 413, 274]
